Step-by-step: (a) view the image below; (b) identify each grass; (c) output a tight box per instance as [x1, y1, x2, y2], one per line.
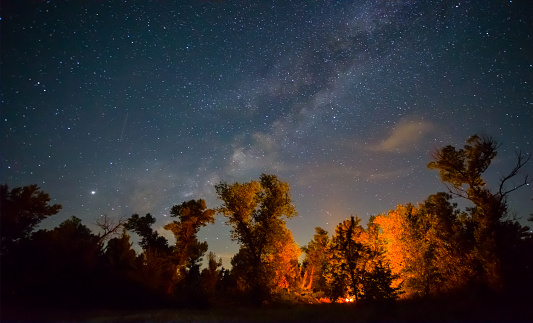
[3, 292, 532, 323]
[2, 305, 391, 323]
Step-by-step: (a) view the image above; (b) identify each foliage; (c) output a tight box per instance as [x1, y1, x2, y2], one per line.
[122, 213, 173, 296]
[301, 227, 330, 291]
[164, 199, 215, 294]
[216, 174, 298, 305]
[0, 184, 62, 254]
[1, 134, 531, 313]
[324, 216, 368, 302]
[360, 261, 402, 302]
[428, 134, 531, 290]
[122, 202, 215, 300]
[264, 227, 301, 290]
[375, 195, 474, 298]
[373, 206, 413, 295]
[201, 252, 223, 297]
[124, 213, 170, 253]
[416, 193, 474, 293]
[322, 216, 400, 303]
[2, 216, 103, 305]
[104, 231, 137, 271]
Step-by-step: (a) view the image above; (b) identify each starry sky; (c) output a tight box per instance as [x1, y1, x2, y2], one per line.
[2, 0, 532, 265]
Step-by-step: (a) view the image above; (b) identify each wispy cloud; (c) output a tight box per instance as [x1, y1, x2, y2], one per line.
[371, 118, 435, 153]
[297, 162, 413, 187]
[224, 131, 291, 177]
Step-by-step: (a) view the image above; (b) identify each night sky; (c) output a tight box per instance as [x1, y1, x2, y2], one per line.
[2, 1, 532, 265]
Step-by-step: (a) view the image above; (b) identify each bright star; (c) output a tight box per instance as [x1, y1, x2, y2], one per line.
[91, 191, 96, 195]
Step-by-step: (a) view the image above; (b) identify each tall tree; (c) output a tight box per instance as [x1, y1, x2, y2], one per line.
[428, 134, 531, 290]
[264, 227, 300, 291]
[101, 232, 147, 307]
[374, 205, 415, 296]
[0, 184, 61, 254]
[215, 174, 297, 304]
[301, 227, 330, 292]
[358, 216, 401, 302]
[124, 213, 172, 295]
[104, 231, 137, 272]
[200, 252, 223, 298]
[324, 216, 369, 302]
[164, 199, 215, 294]
[416, 192, 474, 295]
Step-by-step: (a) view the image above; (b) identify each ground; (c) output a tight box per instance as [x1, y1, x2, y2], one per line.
[2, 295, 532, 323]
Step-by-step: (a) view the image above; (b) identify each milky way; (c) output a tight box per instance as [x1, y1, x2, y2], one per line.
[2, 1, 532, 265]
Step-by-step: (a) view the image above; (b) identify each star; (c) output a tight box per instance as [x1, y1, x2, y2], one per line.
[1, 0, 531, 268]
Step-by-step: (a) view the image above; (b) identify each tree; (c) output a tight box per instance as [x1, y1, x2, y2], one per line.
[358, 216, 402, 302]
[4, 216, 103, 305]
[374, 197, 475, 298]
[215, 174, 297, 305]
[497, 219, 533, 296]
[301, 227, 330, 292]
[373, 205, 414, 296]
[324, 216, 369, 302]
[416, 192, 474, 295]
[164, 199, 215, 294]
[264, 227, 301, 291]
[104, 231, 137, 271]
[125, 213, 170, 254]
[428, 134, 531, 290]
[95, 214, 127, 243]
[200, 252, 223, 298]
[101, 231, 150, 307]
[360, 260, 402, 302]
[124, 213, 172, 296]
[0, 184, 61, 254]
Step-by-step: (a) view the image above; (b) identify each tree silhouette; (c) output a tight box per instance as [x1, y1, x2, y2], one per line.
[360, 260, 401, 302]
[415, 192, 474, 295]
[324, 216, 369, 302]
[3, 216, 103, 306]
[0, 184, 61, 255]
[200, 252, 223, 298]
[95, 213, 127, 243]
[428, 134, 531, 290]
[124, 213, 172, 296]
[104, 231, 137, 273]
[125, 213, 170, 254]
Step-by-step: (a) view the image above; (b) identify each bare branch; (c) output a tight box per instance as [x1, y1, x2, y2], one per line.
[441, 182, 468, 200]
[498, 151, 532, 198]
[95, 214, 127, 243]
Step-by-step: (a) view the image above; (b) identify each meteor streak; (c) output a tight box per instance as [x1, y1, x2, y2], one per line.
[119, 112, 128, 141]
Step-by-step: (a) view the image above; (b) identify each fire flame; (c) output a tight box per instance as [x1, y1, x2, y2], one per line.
[316, 296, 355, 303]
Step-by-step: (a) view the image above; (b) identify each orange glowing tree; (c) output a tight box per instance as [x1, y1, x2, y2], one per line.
[301, 227, 330, 292]
[216, 174, 298, 304]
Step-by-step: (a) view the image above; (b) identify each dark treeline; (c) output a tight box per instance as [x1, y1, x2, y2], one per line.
[1, 135, 532, 316]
